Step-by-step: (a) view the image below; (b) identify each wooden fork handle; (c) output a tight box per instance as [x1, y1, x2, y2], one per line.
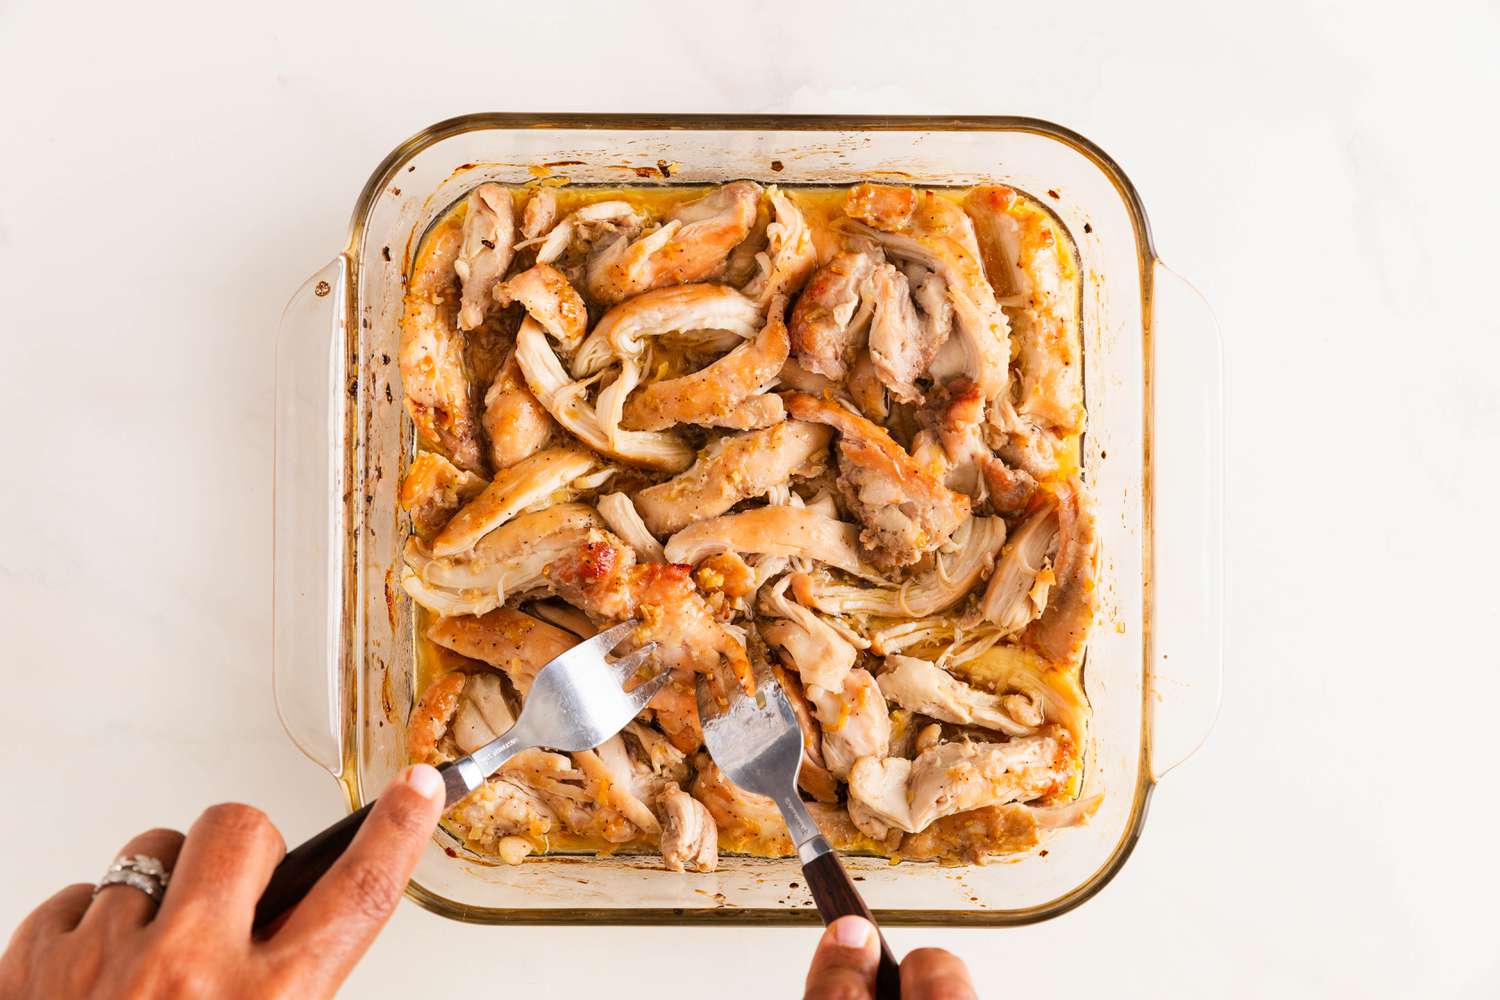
[802, 846, 902, 998]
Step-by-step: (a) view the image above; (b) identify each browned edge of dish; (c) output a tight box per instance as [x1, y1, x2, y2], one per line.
[332, 113, 1162, 927]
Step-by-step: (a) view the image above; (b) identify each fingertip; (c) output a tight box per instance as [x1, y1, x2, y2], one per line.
[828, 914, 874, 950]
[401, 763, 444, 803]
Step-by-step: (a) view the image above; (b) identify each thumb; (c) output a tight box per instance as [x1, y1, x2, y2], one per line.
[269, 763, 445, 985]
[804, 915, 879, 999]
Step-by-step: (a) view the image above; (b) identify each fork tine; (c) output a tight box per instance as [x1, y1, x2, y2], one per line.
[624, 668, 672, 714]
[607, 642, 658, 684]
[585, 617, 639, 656]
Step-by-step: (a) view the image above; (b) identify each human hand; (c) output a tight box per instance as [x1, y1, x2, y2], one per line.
[0, 764, 445, 999]
[804, 915, 978, 999]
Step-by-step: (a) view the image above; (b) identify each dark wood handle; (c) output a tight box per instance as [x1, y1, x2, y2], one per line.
[803, 850, 902, 999]
[253, 801, 375, 930]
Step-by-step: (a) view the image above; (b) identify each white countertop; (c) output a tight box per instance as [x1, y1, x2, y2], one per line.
[2, 1, 1497, 996]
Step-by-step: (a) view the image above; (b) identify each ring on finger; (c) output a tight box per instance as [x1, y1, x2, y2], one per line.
[94, 855, 172, 905]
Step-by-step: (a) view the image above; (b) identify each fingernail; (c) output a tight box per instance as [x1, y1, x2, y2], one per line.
[831, 915, 872, 949]
[404, 763, 443, 801]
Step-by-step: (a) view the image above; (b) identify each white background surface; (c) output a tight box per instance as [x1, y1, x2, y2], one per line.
[2, 0, 1497, 996]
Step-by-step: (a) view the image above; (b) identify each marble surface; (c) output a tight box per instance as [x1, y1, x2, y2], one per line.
[2, 0, 1497, 996]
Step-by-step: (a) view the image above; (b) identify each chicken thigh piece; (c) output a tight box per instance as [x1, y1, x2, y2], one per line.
[482, 351, 555, 472]
[841, 184, 1010, 402]
[399, 451, 489, 541]
[659, 782, 719, 873]
[806, 667, 892, 779]
[455, 184, 516, 331]
[620, 296, 791, 431]
[586, 181, 761, 304]
[786, 248, 882, 380]
[663, 505, 885, 582]
[400, 219, 485, 472]
[632, 421, 832, 537]
[847, 728, 1075, 834]
[877, 655, 1038, 737]
[784, 391, 971, 571]
[425, 607, 576, 696]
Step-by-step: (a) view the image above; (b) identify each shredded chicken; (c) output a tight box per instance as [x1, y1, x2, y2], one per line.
[663, 505, 885, 581]
[482, 351, 555, 472]
[399, 451, 488, 541]
[806, 667, 891, 779]
[573, 282, 763, 378]
[742, 186, 818, 307]
[494, 262, 588, 354]
[790, 516, 1006, 618]
[400, 220, 485, 472]
[621, 296, 791, 431]
[633, 421, 832, 536]
[787, 248, 881, 380]
[877, 655, 1037, 737]
[398, 180, 1098, 869]
[431, 447, 596, 557]
[1021, 479, 1097, 665]
[865, 262, 951, 403]
[841, 184, 1010, 402]
[455, 183, 516, 331]
[402, 503, 602, 616]
[521, 188, 558, 241]
[784, 391, 970, 570]
[847, 727, 1075, 834]
[586, 181, 760, 304]
[595, 492, 665, 562]
[425, 607, 576, 696]
[515, 318, 693, 471]
[659, 781, 719, 872]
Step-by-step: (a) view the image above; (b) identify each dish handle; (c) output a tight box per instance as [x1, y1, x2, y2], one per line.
[272, 257, 351, 778]
[1147, 262, 1224, 780]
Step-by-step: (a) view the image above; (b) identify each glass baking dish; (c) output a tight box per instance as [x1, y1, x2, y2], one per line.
[272, 114, 1222, 925]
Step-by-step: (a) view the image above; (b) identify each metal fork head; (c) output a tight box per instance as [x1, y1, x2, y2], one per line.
[515, 619, 666, 752]
[695, 671, 805, 802]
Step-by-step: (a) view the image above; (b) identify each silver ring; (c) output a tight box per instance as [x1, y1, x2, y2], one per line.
[94, 854, 171, 904]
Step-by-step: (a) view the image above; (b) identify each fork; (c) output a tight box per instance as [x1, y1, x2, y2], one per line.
[697, 672, 902, 999]
[253, 619, 664, 929]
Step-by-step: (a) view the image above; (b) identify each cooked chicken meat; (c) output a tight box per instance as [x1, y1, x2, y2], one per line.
[841, 184, 1010, 402]
[877, 655, 1037, 737]
[455, 183, 516, 331]
[787, 248, 881, 380]
[633, 421, 831, 536]
[784, 391, 970, 570]
[515, 318, 694, 471]
[402, 503, 602, 617]
[847, 728, 1074, 834]
[659, 781, 719, 873]
[621, 296, 791, 431]
[594, 492, 665, 562]
[400, 219, 485, 472]
[790, 516, 1006, 619]
[1021, 479, 1098, 665]
[521, 188, 558, 241]
[865, 261, 951, 403]
[586, 181, 760, 305]
[425, 607, 576, 696]
[494, 262, 588, 354]
[431, 447, 596, 557]
[663, 505, 885, 582]
[806, 667, 891, 779]
[482, 351, 555, 471]
[398, 180, 1096, 869]
[573, 282, 763, 378]
[742, 186, 818, 307]
[399, 451, 488, 541]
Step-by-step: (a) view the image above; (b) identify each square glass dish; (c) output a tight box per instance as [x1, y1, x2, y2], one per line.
[272, 114, 1222, 925]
